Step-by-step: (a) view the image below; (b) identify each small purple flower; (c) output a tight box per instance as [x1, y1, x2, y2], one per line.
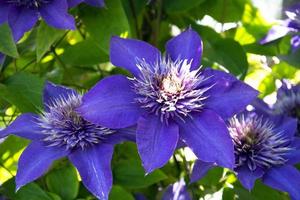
[0, 0, 75, 41]
[162, 179, 192, 200]
[274, 81, 300, 135]
[78, 28, 258, 173]
[191, 100, 300, 199]
[0, 82, 135, 200]
[67, 0, 105, 8]
[260, 3, 300, 52]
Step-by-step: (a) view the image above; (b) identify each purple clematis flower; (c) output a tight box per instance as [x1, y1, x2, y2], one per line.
[77, 28, 258, 173]
[67, 0, 105, 8]
[273, 80, 300, 135]
[191, 100, 300, 200]
[0, 82, 135, 200]
[260, 3, 300, 52]
[0, 0, 75, 41]
[162, 179, 192, 200]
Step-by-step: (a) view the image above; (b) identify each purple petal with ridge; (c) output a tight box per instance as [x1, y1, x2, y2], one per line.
[263, 165, 300, 200]
[260, 25, 291, 44]
[110, 36, 160, 77]
[190, 160, 215, 183]
[16, 142, 68, 190]
[78, 75, 142, 129]
[166, 28, 203, 71]
[162, 179, 192, 200]
[136, 115, 179, 173]
[202, 68, 259, 119]
[236, 166, 264, 190]
[8, 6, 38, 41]
[177, 110, 234, 169]
[0, 2, 9, 25]
[39, 0, 75, 30]
[0, 113, 43, 140]
[69, 144, 113, 200]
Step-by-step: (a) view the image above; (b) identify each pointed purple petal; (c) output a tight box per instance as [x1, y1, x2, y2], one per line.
[78, 75, 142, 129]
[166, 28, 203, 71]
[236, 166, 264, 190]
[69, 144, 113, 200]
[285, 150, 300, 165]
[260, 25, 292, 44]
[67, 0, 84, 7]
[110, 36, 160, 77]
[202, 68, 259, 119]
[16, 142, 68, 190]
[0, 3, 9, 24]
[291, 35, 300, 52]
[0, 113, 43, 140]
[43, 81, 77, 111]
[39, 0, 75, 30]
[162, 179, 192, 200]
[8, 6, 38, 41]
[84, 0, 105, 7]
[178, 110, 234, 169]
[263, 165, 300, 200]
[136, 115, 179, 173]
[190, 160, 215, 183]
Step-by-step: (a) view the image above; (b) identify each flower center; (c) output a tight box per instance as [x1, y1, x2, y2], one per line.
[38, 93, 115, 150]
[229, 115, 292, 171]
[6, 0, 50, 8]
[132, 58, 211, 122]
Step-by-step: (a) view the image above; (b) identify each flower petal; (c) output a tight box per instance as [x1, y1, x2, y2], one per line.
[190, 160, 215, 183]
[291, 35, 300, 52]
[236, 166, 264, 190]
[178, 110, 234, 169]
[162, 179, 192, 200]
[260, 25, 292, 44]
[274, 116, 297, 138]
[263, 165, 300, 200]
[39, 0, 75, 30]
[0, 113, 43, 140]
[285, 150, 300, 165]
[43, 81, 77, 111]
[103, 126, 136, 145]
[110, 36, 160, 77]
[202, 68, 259, 119]
[0, 3, 9, 24]
[16, 142, 68, 190]
[84, 0, 105, 7]
[8, 6, 38, 41]
[67, 0, 84, 7]
[166, 28, 203, 71]
[69, 144, 113, 200]
[78, 75, 142, 129]
[137, 115, 179, 173]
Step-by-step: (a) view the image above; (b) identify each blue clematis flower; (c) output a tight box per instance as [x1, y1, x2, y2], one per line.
[191, 100, 300, 200]
[260, 3, 300, 52]
[0, 82, 135, 200]
[67, 0, 105, 7]
[273, 80, 300, 135]
[78, 28, 258, 173]
[0, 0, 75, 41]
[162, 179, 192, 200]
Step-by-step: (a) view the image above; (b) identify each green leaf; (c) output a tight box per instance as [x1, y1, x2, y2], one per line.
[36, 22, 65, 61]
[0, 24, 19, 58]
[0, 72, 44, 113]
[0, 178, 53, 200]
[45, 165, 79, 200]
[109, 185, 134, 200]
[61, 39, 108, 66]
[113, 159, 167, 189]
[80, 0, 130, 54]
[163, 0, 205, 13]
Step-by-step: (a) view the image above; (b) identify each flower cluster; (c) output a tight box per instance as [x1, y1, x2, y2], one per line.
[260, 3, 300, 52]
[0, 0, 105, 42]
[1, 26, 299, 199]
